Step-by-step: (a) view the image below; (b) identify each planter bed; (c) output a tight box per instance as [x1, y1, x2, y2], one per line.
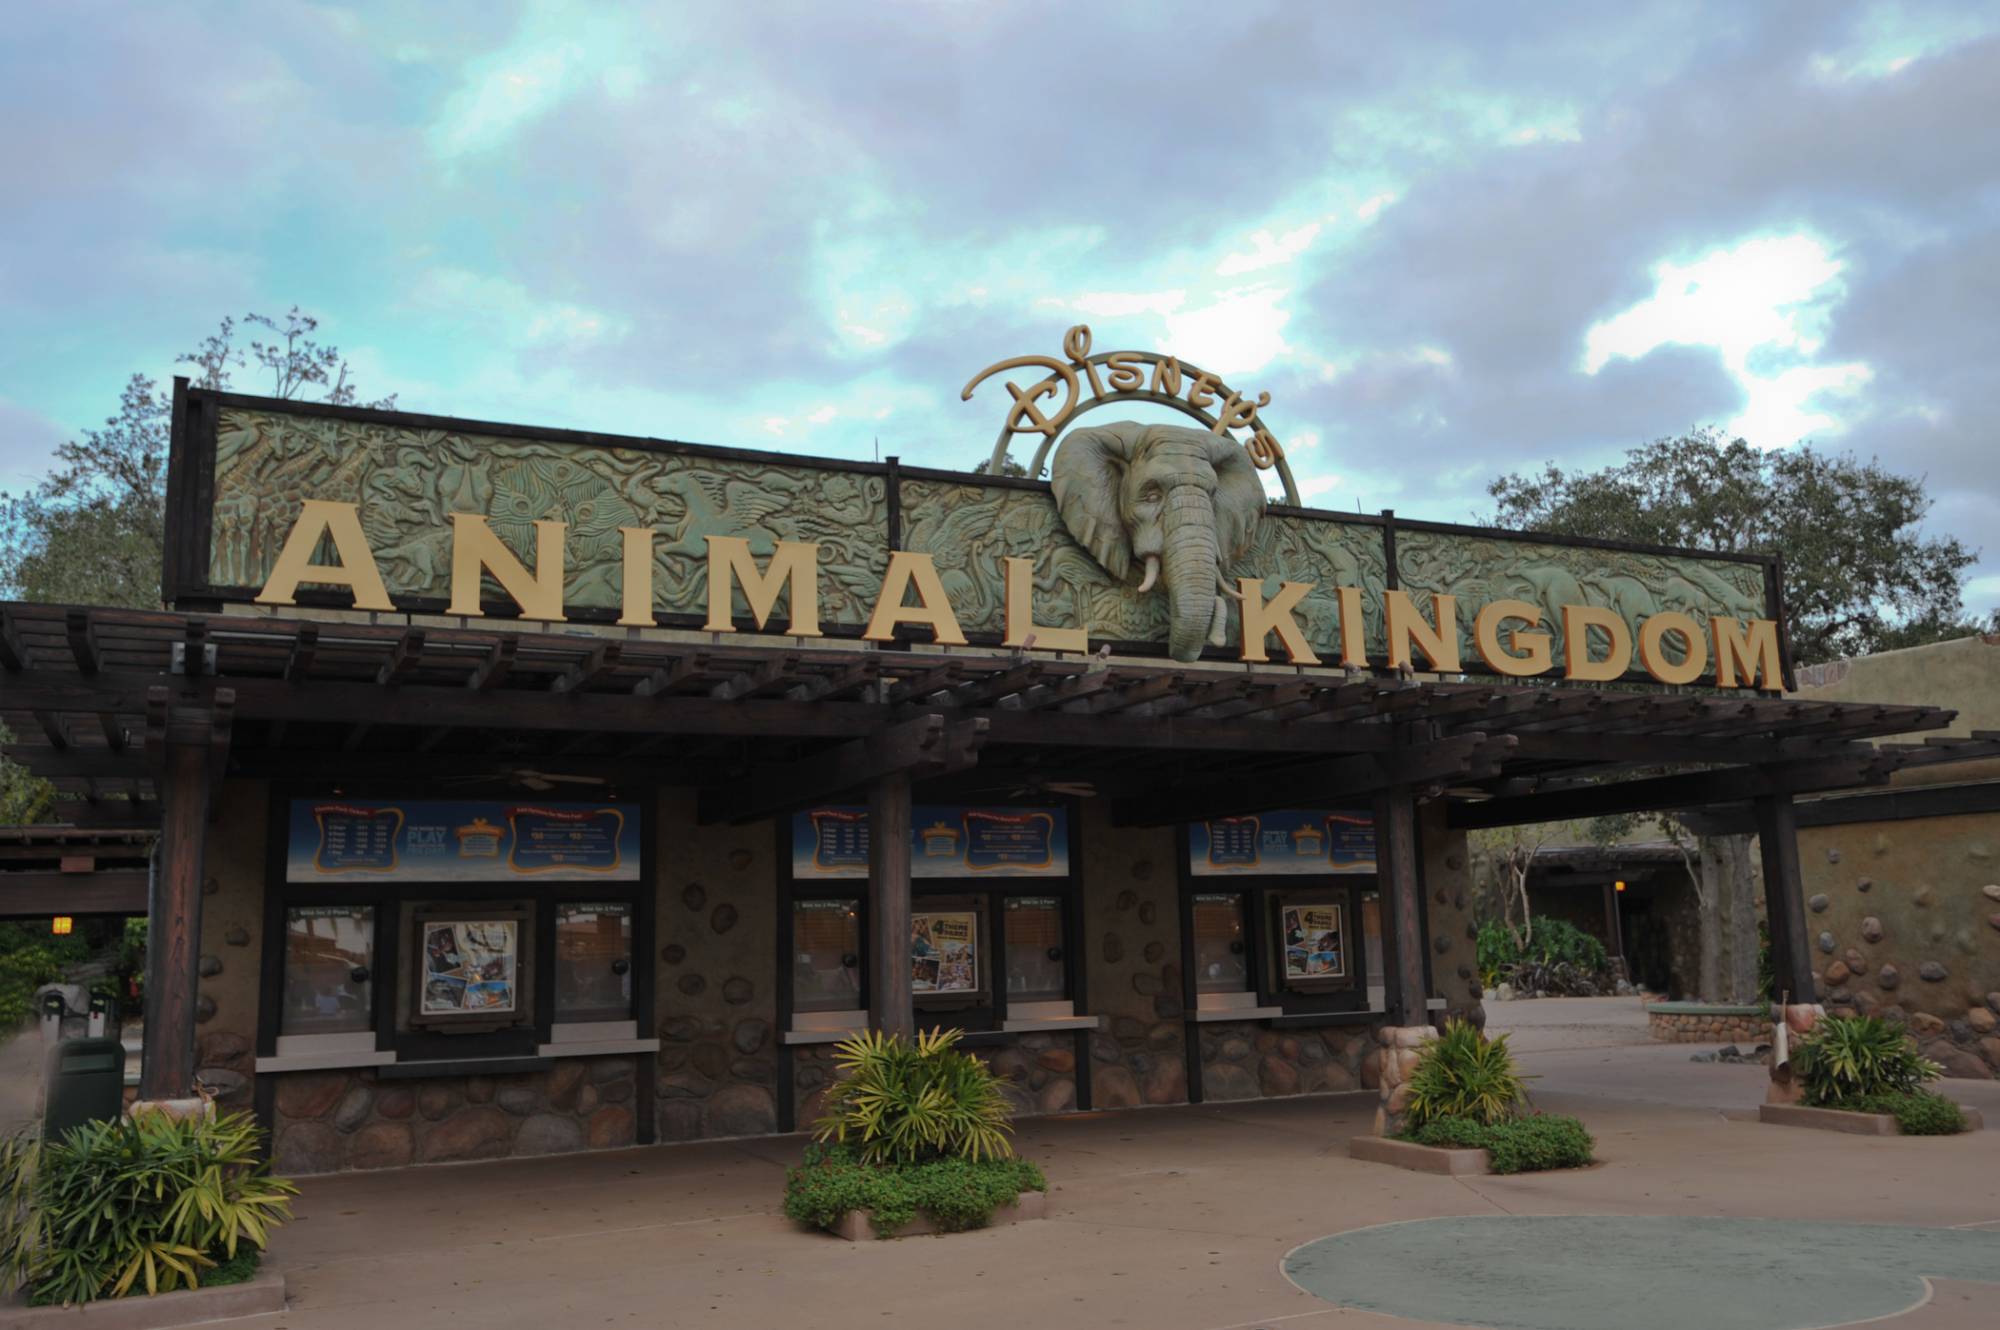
[828, 1191, 1047, 1241]
[1347, 1135, 1490, 1175]
[1759, 1103, 1983, 1135]
[0, 1268, 286, 1330]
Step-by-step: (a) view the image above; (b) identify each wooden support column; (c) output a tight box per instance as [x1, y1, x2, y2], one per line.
[140, 740, 211, 1100]
[867, 770, 914, 1040]
[1754, 792, 1818, 1006]
[1372, 788, 1428, 1028]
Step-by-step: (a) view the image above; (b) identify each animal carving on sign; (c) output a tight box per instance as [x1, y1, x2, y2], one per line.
[1049, 421, 1266, 662]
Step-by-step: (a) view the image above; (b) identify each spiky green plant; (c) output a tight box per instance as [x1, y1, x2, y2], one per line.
[1794, 1015, 1941, 1107]
[1404, 1019, 1530, 1128]
[0, 1110, 296, 1305]
[814, 1027, 1016, 1165]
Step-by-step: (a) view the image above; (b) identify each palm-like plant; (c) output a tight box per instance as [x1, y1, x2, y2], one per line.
[1404, 1019, 1530, 1128]
[0, 1110, 297, 1305]
[814, 1027, 1016, 1165]
[1794, 1015, 1942, 1106]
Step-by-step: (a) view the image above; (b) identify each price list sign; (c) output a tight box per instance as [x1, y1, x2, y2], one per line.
[793, 806, 1069, 878]
[1190, 809, 1376, 876]
[288, 799, 639, 882]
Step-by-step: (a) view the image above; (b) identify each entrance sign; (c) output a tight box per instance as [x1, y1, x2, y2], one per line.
[169, 352, 1788, 688]
[286, 799, 639, 883]
[1190, 810, 1376, 876]
[792, 806, 1069, 879]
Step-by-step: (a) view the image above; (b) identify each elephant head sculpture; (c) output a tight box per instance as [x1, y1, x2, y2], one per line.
[1049, 421, 1267, 662]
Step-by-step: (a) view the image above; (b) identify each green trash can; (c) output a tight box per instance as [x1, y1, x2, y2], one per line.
[43, 1037, 127, 1141]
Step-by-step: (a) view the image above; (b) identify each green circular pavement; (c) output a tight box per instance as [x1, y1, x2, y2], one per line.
[1282, 1216, 2000, 1330]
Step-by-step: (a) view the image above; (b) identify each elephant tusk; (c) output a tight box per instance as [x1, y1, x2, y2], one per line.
[1136, 555, 1161, 593]
[1217, 576, 1244, 602]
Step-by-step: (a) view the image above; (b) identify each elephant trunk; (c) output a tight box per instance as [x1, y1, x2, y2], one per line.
[1162, 483, 1221, 662]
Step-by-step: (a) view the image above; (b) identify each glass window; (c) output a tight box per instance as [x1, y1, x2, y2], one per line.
[554, 902, 633, 1022]
[281, 906, 374, 1035]
[794, 899, 862, 1012]
[1192, 894, 1248, 993]
[1003, 897, 1066, 1001]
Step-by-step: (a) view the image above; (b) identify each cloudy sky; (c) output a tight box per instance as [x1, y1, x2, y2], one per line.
[2, 2, 1996, 614]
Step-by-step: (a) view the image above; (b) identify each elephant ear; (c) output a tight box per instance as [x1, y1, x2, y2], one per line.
[1206, 433, 1268, 569]
[1050, 421, 1146, 582]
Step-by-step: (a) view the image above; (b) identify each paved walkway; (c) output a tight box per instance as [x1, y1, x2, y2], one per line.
[235, 1025, 2000, 1330]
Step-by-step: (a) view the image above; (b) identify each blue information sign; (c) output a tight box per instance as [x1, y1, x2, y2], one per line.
[1188, 809, 1376, 876]
[286, 800, 639, 883]
[791, 805, 1069, 879]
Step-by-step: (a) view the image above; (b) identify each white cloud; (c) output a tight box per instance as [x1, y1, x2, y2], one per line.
[1217, 223, 1323, 276]
[428, 6, 644, 157]
[1582, 232, 1870, 446]
[1161, 285, 1293, 378]
[405, 267, 628, 347]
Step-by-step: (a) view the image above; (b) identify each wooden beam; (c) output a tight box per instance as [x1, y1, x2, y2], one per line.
[711, 652, 798, 701]
[33, 711, 70, 750]
[1756, 793, 1818, 1006]
[1374, 789, 1429, 1027]
[636, 652, 710, 697]
[0, 870, 150, 916]
[886, 662, 964, 705]
[0, 609, 27, 672]
[698, 713, 988, 824]
[1116, 733, 1516, 825]
[468, 637, 518, 690]
[64, 610, 99, 675]
[868, 770, 914, 1040]
[1506, 730, 1878, 767]
[789, 659, 881, 703]
[1446, 757, 1888, 829]
[374, 629, 426, 685]
[284, 623, 319, 681]
[550, 641, 623, 694]
[140, 738, 209, 1100]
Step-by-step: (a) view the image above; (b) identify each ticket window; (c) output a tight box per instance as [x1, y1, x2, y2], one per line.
[792, 898, 865, 1034]
[1192, 893, 1257, 1013]
[1002, 896, 1072, 1022]
[278, 906, 376, 1054]
[551, 902, 635, 1037]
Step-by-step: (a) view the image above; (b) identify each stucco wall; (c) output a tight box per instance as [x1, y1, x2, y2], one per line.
[192, 778, 266, 1112]
[1800, 811, 2000, 1078]
[654, 792, 781, 1139]
[1793, 634, 2000, 788]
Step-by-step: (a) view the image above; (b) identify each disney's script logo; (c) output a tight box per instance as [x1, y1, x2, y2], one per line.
[962, 324, 1299, 505]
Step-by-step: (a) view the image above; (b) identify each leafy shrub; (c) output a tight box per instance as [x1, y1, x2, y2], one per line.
[1794, 1015, 1941, 1106]
[0, 1110, 297, 1305]
[1476, 919, 1608, 994]
[1406, 1113, 1596, 1173]
[814, 1027, 1015, 1165]
[1841, 1090, 1967, 1136]
[783, 1143, 1047, 1236]
[1405, 1019, 1529, 1128]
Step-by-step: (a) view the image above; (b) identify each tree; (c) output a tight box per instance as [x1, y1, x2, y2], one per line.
[1485, 429, 1979, 665]
[0, 307, 392, 611]
[972, 452, 1031, 478]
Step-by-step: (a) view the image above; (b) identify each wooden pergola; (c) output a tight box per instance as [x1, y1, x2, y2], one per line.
[6, 601, 1998, 1100]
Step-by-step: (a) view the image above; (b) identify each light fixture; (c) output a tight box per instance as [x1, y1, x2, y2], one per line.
[1614, 880, 1627, 893]
[51, 916, 74, 935]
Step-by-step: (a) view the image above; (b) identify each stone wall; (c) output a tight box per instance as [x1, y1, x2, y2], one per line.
[1420, 803, 1485, 1029]
[1646, 1006, 1768, 1043]
[193, 779, 268, 1113]
[1079, 804, 1189, 1108]
[654, 792, 781, 1140]
[270, 1057, 638, 1174]
[1197, 1022, 1369, 1101]
[1798, 810, 2000, 1079]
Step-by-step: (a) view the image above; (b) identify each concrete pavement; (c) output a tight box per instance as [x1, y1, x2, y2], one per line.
[228, 1005, 2000, 1330]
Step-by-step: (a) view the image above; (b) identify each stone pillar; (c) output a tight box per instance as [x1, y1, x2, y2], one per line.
[1371, 1023, 1434, 1137]
[867, 770, 913, 1039]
